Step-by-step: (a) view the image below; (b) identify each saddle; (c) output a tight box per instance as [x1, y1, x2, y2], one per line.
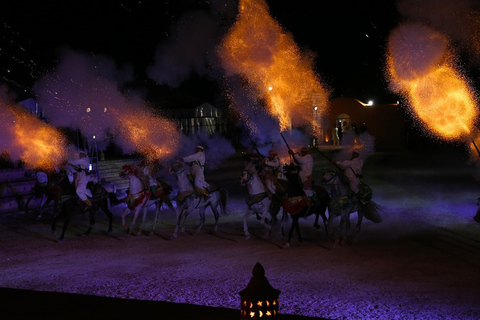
[246, 192, 268, 208]
[283, 196, 314, 215]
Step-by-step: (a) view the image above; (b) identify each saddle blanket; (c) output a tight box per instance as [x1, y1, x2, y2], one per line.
[283, 196, 313, 215]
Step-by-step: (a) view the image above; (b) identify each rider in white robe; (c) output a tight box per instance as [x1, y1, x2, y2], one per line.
[289, 147, 314, 197]
[66, 150, 93, 208]
[180, 146, 209, 195]
[335, 149, 363, 193]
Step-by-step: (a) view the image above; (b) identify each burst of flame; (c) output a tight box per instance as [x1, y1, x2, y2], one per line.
[219, 0, 329, 131]
[113, 107, 180, 162]
[387, 25, 478, 142]
[7, 107, 67, 170]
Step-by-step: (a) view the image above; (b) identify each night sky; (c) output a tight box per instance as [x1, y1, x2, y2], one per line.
[1, 0, 470, 106]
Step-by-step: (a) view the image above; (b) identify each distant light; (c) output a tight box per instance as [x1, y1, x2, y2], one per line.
[268, 86, 273, 91]
[86, 107, 91, 112]
[367, 100, 373, 106]
[314, 106, 318, 111]
[365, 34, 369, 38]
[93, 135, 96, 139]
[104, 107, 107, 112]
[397, 101, 400, 105]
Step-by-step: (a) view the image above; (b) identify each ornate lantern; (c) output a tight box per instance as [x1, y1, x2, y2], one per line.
[239, 262, 280, 319]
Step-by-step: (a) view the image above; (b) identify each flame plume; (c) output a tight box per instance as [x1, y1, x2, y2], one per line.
[219, 0, 329, 131]
[387, 23, 478, 142]
[112, 106, 180, 162]
[0, 105, 67, 170]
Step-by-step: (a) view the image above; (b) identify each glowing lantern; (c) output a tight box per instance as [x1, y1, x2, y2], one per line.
[239, 262, 280, 319]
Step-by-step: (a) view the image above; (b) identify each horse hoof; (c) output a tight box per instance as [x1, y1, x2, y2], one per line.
[313, 224, 320, 229]
[283, 242, 291, 249]
[57, 238, 64, 243]
[474, 215, 480, 223]
[245, 233, 250, 240]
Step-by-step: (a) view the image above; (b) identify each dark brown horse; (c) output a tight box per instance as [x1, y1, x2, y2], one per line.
[50, 171, 121, 242]
[24, 170, 69, 219]
[282, 163, 330, 248]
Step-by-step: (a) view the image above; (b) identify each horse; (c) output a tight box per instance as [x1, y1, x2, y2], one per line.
[240, 157, 273, 240]
[51, 173, 121, 242]
[474, 197, 480, 223]
[321, 170, 381, 245]
[24, 170, 68, 219]
[119, 164, 174, 235]
[282, 163, 330, 248]
[169, 161, 227, 237]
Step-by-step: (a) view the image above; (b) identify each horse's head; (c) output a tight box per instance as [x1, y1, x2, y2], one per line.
[283, 163, 300, 178]
[169, 161, 185, 175]
[321, 170, 337, 184]
[120, 165, 137, 179]
[240, 170, 252, 187]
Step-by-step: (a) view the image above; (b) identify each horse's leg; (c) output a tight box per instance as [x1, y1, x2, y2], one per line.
[284, 217, 298, 248]
[58, 206, 75, 242]
[164, 196, 175, 214]
[210, 202, 220, 233]
[83, 208, 95, 236]
[338, 213, 349, 245]
[351, 210, 364, 245]
[173, 206, 182, 238]
[243, 209, 253, 239]
[121, 208, 131, 231]
[280, 208, 288, 237]
[196, 207, 206, 234]
[326, 209, 337, 242]
[130, 206, 144, 235]
[474, 198, 480, 223]
[100, 199, 114, 234]
[38, 195, 53, 220]
[152, 200, 160, 233]
[24, 195, 33, 216]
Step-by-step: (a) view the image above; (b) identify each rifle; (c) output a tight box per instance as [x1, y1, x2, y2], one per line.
[472, 138, 480, 157]
[280, 132, 299, 165]
[248, 134, 264, 158]
[311, 146, 343, 171]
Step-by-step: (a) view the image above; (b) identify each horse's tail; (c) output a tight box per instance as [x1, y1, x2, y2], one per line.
[362, 200, 382, 223]
[219, 189, 228, 215]
[107, 193, 122, 207]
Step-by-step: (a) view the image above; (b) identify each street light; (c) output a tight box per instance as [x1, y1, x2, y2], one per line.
[239, 262, 280, 319]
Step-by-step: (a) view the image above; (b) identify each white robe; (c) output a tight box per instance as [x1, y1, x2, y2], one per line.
[182, 151, 209, 190]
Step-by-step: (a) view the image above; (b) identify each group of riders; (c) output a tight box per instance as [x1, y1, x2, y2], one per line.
[28, 143, 367, 226]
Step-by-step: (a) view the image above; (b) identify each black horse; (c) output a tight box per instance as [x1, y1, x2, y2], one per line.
[51, 173, 121, 242]
[282, 163, 330, 248]
[24, 170, 68, 219]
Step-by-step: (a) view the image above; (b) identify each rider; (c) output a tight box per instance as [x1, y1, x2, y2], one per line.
[139, 159, 157, 196]
[288, 147, 314, 197]
[66, 150, 93, 210]
[334, 149, 363, 197]
[179, 145, 210, 197]
[261, 150, 284, 195]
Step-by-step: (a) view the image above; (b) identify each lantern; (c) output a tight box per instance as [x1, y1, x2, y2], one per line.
[239, 262, 280, 319]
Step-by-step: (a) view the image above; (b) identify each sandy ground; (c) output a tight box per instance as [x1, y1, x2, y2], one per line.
[1, 147, 480, 319]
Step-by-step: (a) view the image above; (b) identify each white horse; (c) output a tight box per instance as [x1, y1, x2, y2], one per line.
[322, 170, 381, 245]
[119, 164, 173, 235]
[169, 162, 227, 237]
[240, 159, 272, 239]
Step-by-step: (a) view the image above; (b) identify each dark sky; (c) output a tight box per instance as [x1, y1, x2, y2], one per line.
[0, 0, 401, 104]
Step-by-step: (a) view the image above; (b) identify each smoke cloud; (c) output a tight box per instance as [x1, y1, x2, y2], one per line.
[397, 0, 480, 65]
